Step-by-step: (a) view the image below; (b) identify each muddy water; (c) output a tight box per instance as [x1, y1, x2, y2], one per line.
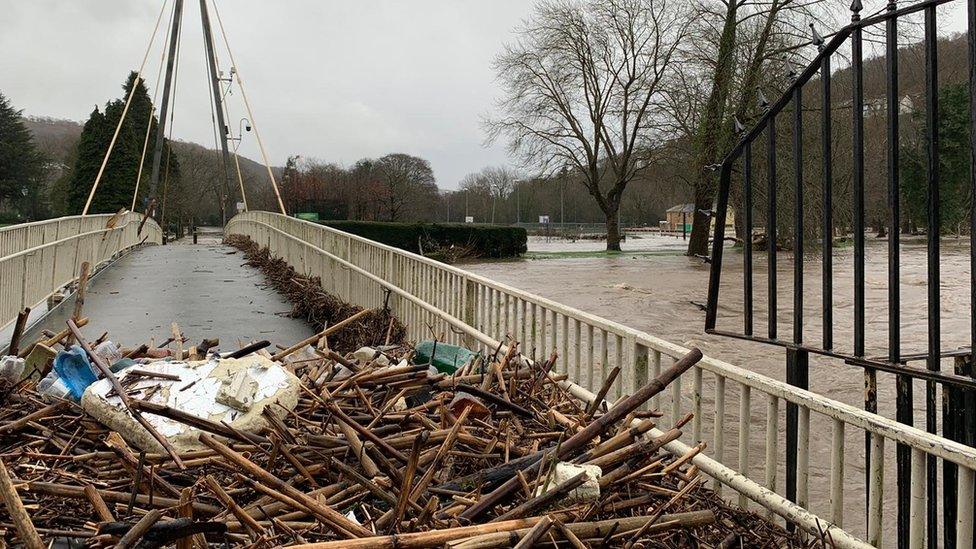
[468, 233, 971, 545]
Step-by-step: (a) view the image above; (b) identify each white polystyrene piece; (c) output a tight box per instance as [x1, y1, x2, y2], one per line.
[535, 462, 602, 503]
[82, 354, 299, 453]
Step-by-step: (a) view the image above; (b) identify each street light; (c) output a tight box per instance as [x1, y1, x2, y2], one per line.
[490, 183, 500, 224]
[228, 117, 252, 152]
[513, 178, 525, 225]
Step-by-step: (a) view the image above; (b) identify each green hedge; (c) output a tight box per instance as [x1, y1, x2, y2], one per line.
[320, 220, 527, 259]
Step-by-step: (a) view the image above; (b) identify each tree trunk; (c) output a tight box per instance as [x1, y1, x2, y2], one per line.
[687, 0, 738, 258]
[688, 189, 712, 256]
[606, 207, 622, 251]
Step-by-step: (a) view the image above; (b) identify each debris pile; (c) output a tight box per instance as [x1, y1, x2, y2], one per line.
[0, 307, 816, 548]
[225, 234, 406, 352]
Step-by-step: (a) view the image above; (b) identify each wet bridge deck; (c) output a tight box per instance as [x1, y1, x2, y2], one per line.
[23, 230, 313, 350]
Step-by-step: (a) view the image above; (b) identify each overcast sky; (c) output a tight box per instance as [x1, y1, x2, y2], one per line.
[0, 1, 535, 189]
[0, 1, 969, 190]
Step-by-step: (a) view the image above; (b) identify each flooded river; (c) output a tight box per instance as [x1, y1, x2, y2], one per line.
[467, 232, 972, 545]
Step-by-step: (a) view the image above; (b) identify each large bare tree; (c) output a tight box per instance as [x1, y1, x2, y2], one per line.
[487, 0, 689, 250]
[375, 153, 438, 222]
[682, 0, 838, 256]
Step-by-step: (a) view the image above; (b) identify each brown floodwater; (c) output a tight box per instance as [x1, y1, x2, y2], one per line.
[467, 233, 972, 546]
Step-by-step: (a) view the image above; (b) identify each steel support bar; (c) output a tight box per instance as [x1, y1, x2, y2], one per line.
[785, 347, 809, 531]
[147, 0, 184, 208]
[199, 0, 233, 227]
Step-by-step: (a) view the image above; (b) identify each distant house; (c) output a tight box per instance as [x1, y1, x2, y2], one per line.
[665, 204, 695, 231]
[664, 203, 735, 232]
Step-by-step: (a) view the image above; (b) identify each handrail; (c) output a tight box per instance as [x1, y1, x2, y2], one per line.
[225, 212, 869, 547]
[228, 211, 976, 468]
[0, 213, 162, 330]
[0, 213, 116, 236]
[703, 0, 974, 543]
[228, 211, 976, 547]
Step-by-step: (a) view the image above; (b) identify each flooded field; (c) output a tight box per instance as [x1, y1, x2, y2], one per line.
[471, 233, 970, 413]
[468, 232, 972, 544]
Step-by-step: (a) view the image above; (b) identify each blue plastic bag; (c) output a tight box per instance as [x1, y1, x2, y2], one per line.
[52, 346, 99, 401]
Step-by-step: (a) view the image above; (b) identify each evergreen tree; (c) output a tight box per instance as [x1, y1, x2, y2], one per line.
[0, 92, 46, 218]
[66, 71, 177, 214]
[902, 84, 971, 234]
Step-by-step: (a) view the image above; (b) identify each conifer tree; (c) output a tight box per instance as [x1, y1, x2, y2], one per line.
[66, 72, 179, 214]
[902, 83, 971, 234]
[0, 92, 46, 217]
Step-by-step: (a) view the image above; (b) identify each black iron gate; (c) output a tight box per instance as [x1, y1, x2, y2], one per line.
[705, 0, 976, 546]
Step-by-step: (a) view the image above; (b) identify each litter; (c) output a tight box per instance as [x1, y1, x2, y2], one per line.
[81, 355, 300, 453]
[0, 245, 812, 547]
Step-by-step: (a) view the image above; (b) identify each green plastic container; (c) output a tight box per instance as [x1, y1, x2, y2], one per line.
[412, 340, 479, 374]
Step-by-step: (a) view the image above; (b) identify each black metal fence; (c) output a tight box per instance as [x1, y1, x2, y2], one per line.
[705, 0, 976, 546]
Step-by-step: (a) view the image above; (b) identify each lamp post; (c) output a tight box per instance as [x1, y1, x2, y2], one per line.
[491, 184, 499, 224]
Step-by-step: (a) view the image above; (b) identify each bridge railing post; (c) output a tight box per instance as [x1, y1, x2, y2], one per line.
[462, 277, 477, 349]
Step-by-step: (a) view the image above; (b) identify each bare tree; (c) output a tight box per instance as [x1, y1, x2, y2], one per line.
[375, 153, 438, 221]
[459, 166, 518, 223]
[487, 0, 689, 250]
[682, 0, 839, 256]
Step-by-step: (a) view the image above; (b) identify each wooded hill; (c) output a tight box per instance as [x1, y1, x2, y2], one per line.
[22, 115, 283, 225]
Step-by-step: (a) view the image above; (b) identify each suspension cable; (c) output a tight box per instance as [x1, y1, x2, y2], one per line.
[81, 0, 170, 215]
[210, 0, 287, 215]
[131, 0, 176, 212]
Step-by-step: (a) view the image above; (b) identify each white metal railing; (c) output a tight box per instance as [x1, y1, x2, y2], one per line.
[227, 211, 976, 549]
[0, 212, 162, 330]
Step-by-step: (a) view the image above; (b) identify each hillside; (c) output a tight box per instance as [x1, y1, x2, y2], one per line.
[23, 115, 285, 218]
[22, 116, 82, 163]
[23, 115, 280, 180]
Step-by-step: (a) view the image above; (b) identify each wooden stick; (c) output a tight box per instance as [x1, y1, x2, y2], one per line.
[64, 261, 91, 347]
[272, 309, 372, 361]
[492, 472, 586, 522]
[15, 479, 221, 514]
[0, 458, 44, 549]
[199, 433, 372, 538]
[576, 418, 656, 462]
[84, 484, 114, 522]
[512, 515, 552, 549]
[132, 399, 267, 445]
[176, 487, 207, 549]
[0, 401, 69, 435]
[19, 318, 89, 358]
[115, 508, 163, 549]
[203, 475, 265, 539]
[552, 518, 587, 549]
[387, 430, 427, 533]
[67, 319, 185, 469]
[330, 408, 380, 478]
[289, 511, 714, 549]
[409, 407, 471, 502]
[8, 308, 30, 356]
[459, 348, 702, 521]
[585, 366, 620, 418]
[327, 401, 408, 462]
[621, 477, 703, 548]
[171, 322, 183, 360]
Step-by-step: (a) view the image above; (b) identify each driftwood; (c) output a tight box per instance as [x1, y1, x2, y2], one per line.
[0, 258, 811, 547]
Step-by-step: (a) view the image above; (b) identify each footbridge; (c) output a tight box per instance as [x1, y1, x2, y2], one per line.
[3, 210, 975, 548]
